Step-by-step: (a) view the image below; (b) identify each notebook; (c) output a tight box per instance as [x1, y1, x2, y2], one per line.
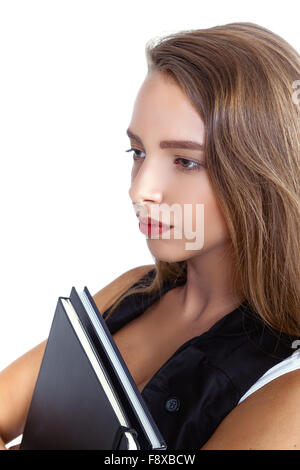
[20, 286, 167, 450]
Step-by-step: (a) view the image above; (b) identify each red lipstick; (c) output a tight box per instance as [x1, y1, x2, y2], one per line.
[138, 216, 173, 236]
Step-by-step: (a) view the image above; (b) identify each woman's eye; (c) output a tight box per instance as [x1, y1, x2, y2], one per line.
[125, 148, 146, 160]
[176, 158, 200, 171]
[124, 148, 203, 173]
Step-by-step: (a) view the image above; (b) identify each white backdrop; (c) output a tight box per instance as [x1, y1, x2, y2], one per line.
[0, 0, 299, 372]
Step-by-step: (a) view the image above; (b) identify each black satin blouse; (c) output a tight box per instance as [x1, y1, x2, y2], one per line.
[102, 268, 298, 450]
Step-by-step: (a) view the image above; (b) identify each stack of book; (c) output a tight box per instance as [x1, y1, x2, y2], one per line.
[20, 286, 167, 450]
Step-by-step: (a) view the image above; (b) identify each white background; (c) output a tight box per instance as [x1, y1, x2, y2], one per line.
[0, 0, 299, 373]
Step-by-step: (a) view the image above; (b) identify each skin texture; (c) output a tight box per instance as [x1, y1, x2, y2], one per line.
[128, 70, 242, 333]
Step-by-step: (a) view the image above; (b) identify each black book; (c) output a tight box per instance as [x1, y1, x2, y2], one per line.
[20, 286, 167, 450]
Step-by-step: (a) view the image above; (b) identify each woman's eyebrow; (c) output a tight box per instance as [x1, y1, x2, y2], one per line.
[126, 128, 204, 151]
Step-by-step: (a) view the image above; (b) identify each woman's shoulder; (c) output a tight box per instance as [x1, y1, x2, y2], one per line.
[201, 368, 300, 449]
[92, 264, 155, 315]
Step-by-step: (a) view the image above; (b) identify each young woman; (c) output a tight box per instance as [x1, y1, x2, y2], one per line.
[1, 21, 300, 450]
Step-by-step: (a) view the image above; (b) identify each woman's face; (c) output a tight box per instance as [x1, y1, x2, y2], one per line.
[127, 70, 231, 263]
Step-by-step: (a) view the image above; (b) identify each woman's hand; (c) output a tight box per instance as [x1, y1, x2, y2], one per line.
[0, 436, 7, 450]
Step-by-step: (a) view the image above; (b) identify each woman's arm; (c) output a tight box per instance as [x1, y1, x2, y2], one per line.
[0, 340, 47, 446]
[201, 368, 300, 450]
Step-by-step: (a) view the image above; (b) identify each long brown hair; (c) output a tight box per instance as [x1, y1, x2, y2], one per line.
[106, 22, 300, 337]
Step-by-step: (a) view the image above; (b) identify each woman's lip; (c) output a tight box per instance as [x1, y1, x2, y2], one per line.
[138, 216, 173, 229]
[139, 221, 173, 236]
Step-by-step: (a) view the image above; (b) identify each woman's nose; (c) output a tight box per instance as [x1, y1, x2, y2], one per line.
[128, 157, 165, 206]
